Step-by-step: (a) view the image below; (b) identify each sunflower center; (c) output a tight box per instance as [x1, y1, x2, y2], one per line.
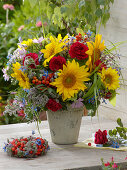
[63, 74, 76, 88]
[21, 73, 26, 82]
[92, 48, 101, 63]
[104, 74, 112, 84]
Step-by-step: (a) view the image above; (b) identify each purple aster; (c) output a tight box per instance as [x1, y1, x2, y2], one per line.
[71, 98, 84, 108]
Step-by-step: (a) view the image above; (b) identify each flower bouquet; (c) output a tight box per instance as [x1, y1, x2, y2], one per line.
[3, 32, 121, 144]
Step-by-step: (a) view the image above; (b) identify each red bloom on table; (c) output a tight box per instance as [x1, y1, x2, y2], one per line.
[69, 42, 88, 60]
[94, 129, 108, 144]
[46, 99, 62, 112]
[23, 53, 40, 69]
[49, 55, 66, 71]
[112, 163, 118, 168]
[104, 162, 110, 167]
[94, 59, 107, 71]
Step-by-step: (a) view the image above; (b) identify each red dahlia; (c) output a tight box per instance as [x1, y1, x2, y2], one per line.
[23, 53, 40, 69]
[46, 99, 62, 112]
[49, 55, 66, 71]
[69, 41, 88, 60]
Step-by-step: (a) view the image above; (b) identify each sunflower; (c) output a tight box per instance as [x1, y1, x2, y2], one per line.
[100, 67, 120, 90]
[41, 34, 68, 66]
[11, 62, 30, 89]
[50, 60, 90, 101]
[86, 34, 106, 71]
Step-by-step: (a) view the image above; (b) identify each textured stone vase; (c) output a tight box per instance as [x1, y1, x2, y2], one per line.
[47, 106, 84, 144]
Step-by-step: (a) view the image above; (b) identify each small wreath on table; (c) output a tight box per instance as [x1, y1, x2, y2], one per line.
[3, 136, 50, 158]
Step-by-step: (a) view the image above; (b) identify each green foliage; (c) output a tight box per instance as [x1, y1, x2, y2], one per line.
[0, 0, 22, 23]
[109, 118, 127, 140]
[0, 21, 18, 98]
[12, 0, 114, 39]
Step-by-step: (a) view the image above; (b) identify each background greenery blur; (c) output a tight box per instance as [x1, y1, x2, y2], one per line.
[0, 0, 114, 124]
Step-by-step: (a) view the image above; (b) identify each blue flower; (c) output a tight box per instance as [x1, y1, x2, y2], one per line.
[32, 130, 35, 135]
[3, 143, 8, 152]
[43, 71, 49, 78]
[35, 139, 42, 145]
[88, 96, 95, 104]
[19, 66, 27, 72]
[7, 54, 12, 59]
[87, 30, 92, 36]
[23, 89, 30, 93]
[22, 98, 26, 105]
[111, 141, 119, 148]
[3, 146, 6, 152]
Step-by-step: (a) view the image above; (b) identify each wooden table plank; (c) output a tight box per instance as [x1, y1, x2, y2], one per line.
[0, 116, 127, 170]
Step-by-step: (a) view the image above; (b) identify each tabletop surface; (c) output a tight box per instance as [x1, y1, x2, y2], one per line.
[0, 116, 127, 170]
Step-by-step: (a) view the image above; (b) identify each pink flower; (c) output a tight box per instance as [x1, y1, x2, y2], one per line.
[3, 4, 14, 10]
[125, 157, 127, 160]
[104, 162, 110, 167]
[9, 4, 14, 10]
[33, 37, 44, 43]
[36, 21, 42, 27]
[17, 110, 25, 117]
[112, 163, 118, 168]
[18, 25, 24, 31]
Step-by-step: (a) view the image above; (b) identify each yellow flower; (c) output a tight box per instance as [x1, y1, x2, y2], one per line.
[11, 62, 30, 89]
[86, 34, 106, 71]
[18, 39, 33, 49]
[100, 67, 120, 90]
[0, 96, 2, 100]
[50, 60, 90, 101]
[41, 34, 68, 66]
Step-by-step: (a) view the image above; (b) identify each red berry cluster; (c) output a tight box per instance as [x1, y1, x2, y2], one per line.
[75, 33, 88, 42]
[32, 74, 54, 86]
[4, 136, 49, 158]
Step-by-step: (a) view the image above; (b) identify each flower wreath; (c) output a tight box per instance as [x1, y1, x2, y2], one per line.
[3, 136, 50, 158]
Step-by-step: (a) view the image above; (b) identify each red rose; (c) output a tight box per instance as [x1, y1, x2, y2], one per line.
[23, 53, 40, 68]
[49, 56, 66, 71]
[94, 59, 107, 70]
[69, 41, 88, 60]
[94, 129, 108, 144]
[46, 98, 62, 112]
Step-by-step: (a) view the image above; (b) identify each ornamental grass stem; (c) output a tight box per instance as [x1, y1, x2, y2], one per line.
[6, 9, 9, 24]
[38, 0, 46, 38]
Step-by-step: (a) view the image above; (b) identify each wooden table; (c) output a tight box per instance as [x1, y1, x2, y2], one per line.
[0, 116, 127, 170]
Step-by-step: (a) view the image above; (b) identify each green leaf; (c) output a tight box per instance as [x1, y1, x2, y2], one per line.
[97, 0, 105, 5]
[60, 6, 68, 14]
[29, 0, 38, 8]
[109, 130, 113, 136]
[79, 0, 85, 9]
[117, 118, 123, 127]
[112, 129, 117, 135]
[95, 8, 102, 17]
[109, 92, 116, 107]
[76, 28, 85, 36]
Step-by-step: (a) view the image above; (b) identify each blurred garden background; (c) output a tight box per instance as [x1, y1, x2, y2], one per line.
[0, 0, 114, 124]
